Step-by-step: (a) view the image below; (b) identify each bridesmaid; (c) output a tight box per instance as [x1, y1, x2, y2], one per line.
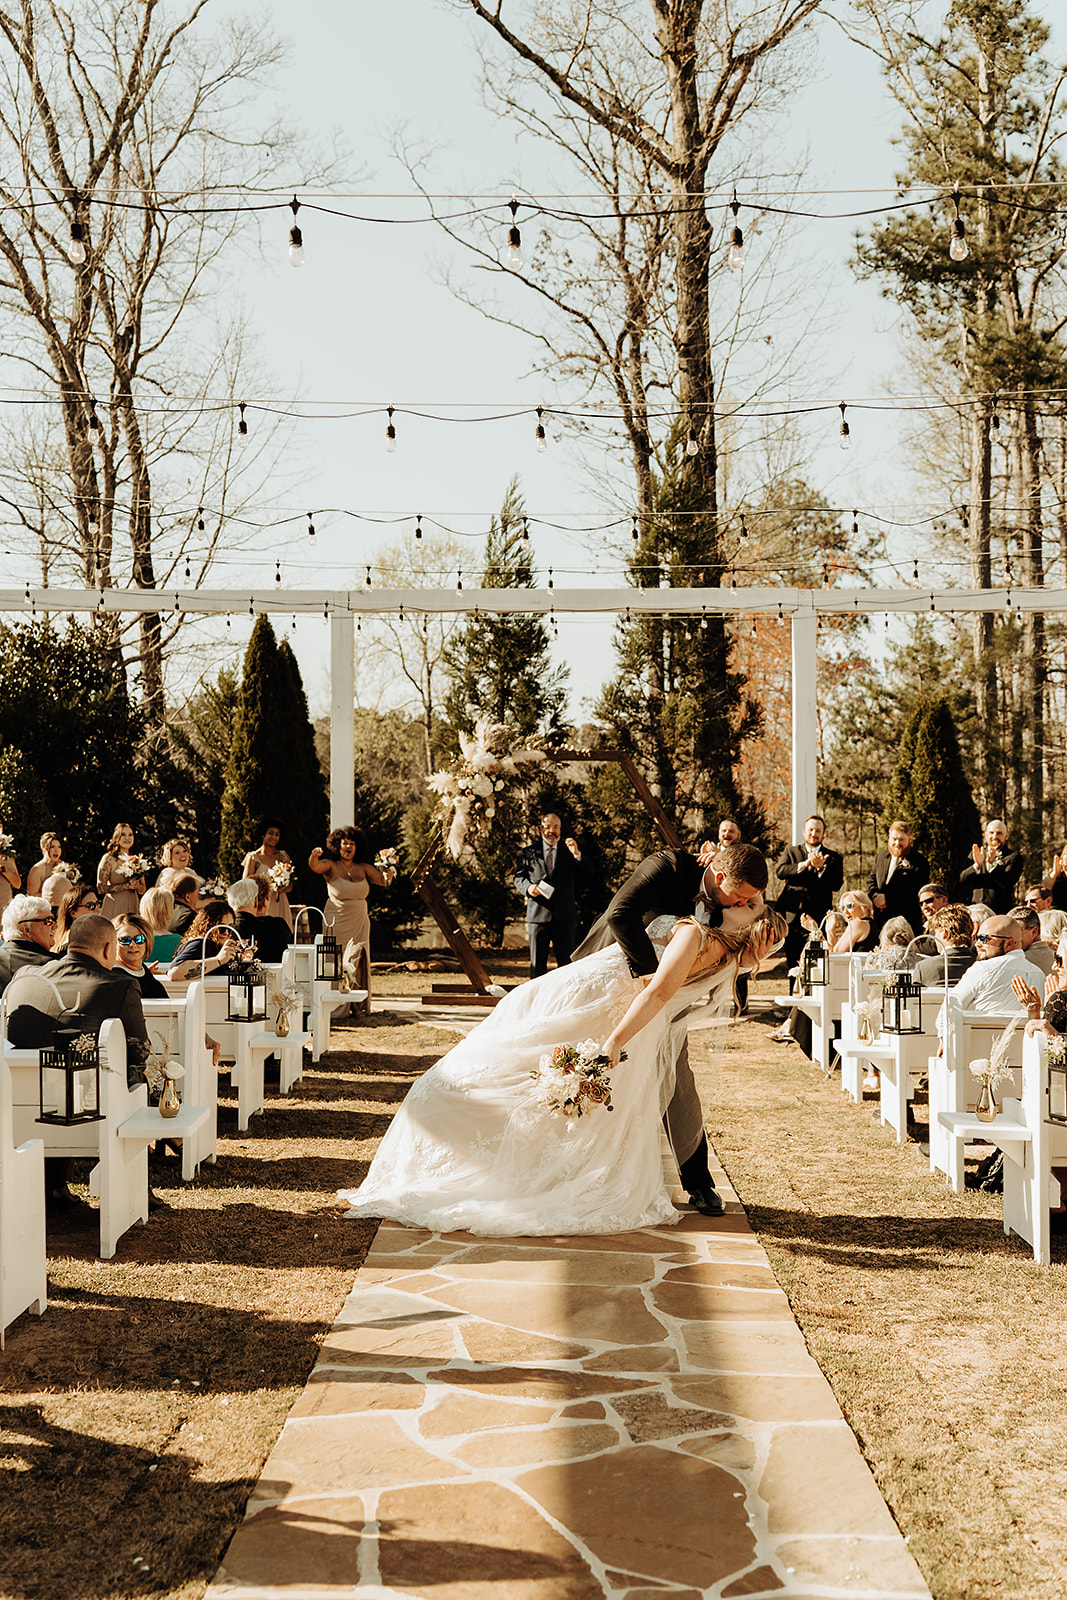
[0, 814, 21, 913]
[308, 826, 393, 1014]
[242, 818, 294, 931]
[27, 832, 63, 897]
[157, 837, 202, 894]
[97, 822, 146, 920]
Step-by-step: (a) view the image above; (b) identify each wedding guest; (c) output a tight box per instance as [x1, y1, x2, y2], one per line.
[0, 814, 21, 912]
[168, 901, 247, 981]
[958, 818, 1023, 915]
[1039, 908, 1067, 952]
[309, 826, 392, 1010]
[0, 894, 55, 992]
[26, 833, 63, 896]
[168, 873, 209, 936]
[52, 883, 102, 951]
[1008, 905, 1055, 978]
[913, 905, 976, 987]
[775, 815, 844, 969]
[41, 872, 73, 908]
[97, 823, 146, 919]
[140, 887, 180, 964]
[863, 916, 918, 973]
[114, 913, 168, 998]
[513, 813, 587, 981]
[717, 818, 742, 847]
[227, 875, 292, 964]
[866, 820, 929, 933]
[243, 819, 293, 930]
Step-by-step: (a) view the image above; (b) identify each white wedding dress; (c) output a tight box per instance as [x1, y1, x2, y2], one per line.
[338, 916, 743, 1237]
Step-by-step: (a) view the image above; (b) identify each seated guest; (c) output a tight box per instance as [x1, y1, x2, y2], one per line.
[26, 833, 63, 897]
[114, 913, 168, 998]
[227, 876, 292, 965]
[1025, 882, 1054, 914]
[913, 905, 976, 987]
[168, 873, 210, 936]
[936, 915, 1045, 1042]
[918, 883, 948, 926]
[769, 892, 874, 1046]
[4, 914, 151, 1083]
[1014, 970, 1067, 1039]
[966, 902, 994, 932]
[53, 883, 102, 951]
[863, 915, 917, 972]
[958, 818, 1023, 914]
[1039, 908, 1067, 952]
[0, 894, 56, 992]
[42, 872, 73, 908]
[1008, 905, 1055, 977]
[140, 886, 179, 963]
[168, 901, 246, 981]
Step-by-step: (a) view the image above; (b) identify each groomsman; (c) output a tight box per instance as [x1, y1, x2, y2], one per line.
[514, 813, 586, 980]
[775, 815, 844, 969]
[865, 819, 929, 933]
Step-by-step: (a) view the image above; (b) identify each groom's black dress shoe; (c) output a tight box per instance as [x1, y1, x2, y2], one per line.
[686, 1183, 726, 1217]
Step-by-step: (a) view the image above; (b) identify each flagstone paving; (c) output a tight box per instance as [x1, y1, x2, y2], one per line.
[206, 1165, 931, 1600]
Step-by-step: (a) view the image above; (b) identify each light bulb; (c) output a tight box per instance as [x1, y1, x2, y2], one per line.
[727, 193, 743, 271]
[685, 434, 699, 457]
[506, 197, 522, 269]
[535, 405, 546, 451]
[385, 405, 396, 452]
[839, 401, 850, 451]
[68, 221, 87, 265]
[950, 219, 968, 261]
[288, 224, 305, 267]
[237, 401, 248, 437]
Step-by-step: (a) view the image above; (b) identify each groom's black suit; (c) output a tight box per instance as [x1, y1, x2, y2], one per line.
[572, 848, 721, 1204]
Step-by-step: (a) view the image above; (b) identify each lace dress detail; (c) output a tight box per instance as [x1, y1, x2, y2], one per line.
[339, 916, 742, 1237]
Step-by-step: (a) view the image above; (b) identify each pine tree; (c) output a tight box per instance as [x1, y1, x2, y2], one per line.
[885, 706, 923, 831]
[442, 479, 569, 745]
[218, 617, 297, 881]
[908, 699, 982, 892]
[276, 638, 329, 902]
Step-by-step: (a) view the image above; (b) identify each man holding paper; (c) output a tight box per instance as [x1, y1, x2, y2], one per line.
[514, 812, 586, 980]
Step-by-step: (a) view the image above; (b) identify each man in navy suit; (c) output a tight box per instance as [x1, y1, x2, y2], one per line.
[514, 813, 586, 980]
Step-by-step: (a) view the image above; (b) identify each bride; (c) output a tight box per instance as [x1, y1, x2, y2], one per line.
[339, 900, 785, 1237]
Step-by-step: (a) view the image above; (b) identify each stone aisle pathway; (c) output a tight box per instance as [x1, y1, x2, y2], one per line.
[206, 1167, 931, 1600]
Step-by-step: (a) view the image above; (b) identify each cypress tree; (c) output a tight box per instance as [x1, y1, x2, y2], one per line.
[276, 637, 329, 900]
[908, 697, 982, 892]
[885, 705, 923, 831]
[218, 617, 293, 880]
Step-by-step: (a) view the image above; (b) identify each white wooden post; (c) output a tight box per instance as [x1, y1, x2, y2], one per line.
[329, 610, 355, 827]
[791, 597, 818, 839]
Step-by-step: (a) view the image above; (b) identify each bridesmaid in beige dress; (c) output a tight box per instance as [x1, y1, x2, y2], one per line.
[309, 826, 394, 1015]
[0, 813, 22, 912]
[242, 819, 294, 932]
[97, 822, 146, 920]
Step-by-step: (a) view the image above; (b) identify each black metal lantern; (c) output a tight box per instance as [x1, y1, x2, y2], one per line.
[316, 930, 341, 983]
[802, 937, 828, 988]
[881, 971, 922, 1035]
[37, 1028, 104, 1126]
[227, 960, 268, 1023]
[1047, 1049, 1067, 1125]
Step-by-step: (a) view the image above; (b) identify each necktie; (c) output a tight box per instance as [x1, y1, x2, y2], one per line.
[545, 846, 555, 878]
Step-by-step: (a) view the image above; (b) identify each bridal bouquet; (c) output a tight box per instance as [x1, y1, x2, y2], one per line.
[0, 832, 14, 853]
[200, 878, 227, 900]
[427, 719, 547, 862]
[117, 852, 152, 881]
[56, 861, 81, 884]
[374, 846, 400, 884]
[267, 860, 293, 893]
[531, 1040, 626, 1119]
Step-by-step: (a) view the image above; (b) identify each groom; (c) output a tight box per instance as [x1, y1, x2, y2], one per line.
[572, 840, 768, 1217]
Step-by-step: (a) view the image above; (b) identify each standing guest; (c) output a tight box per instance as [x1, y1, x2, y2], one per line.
[140, 887, 180, 964]
[775, 815, 844, 970]
[227, 876, 292, 965]
[168, 873, 209, 937]
[0, 814, 21, 912]
[26, 833, 63, 896]
[913, 905, 976, 987]
[958, 818, 1023, 915]
[717, 818, 742, 847]
[514, 812, 587, 981]
[243, 819, 294, 931]
[0, 895, 55, 992]
[866, 820, 929, 934]
[52, 883, 102, 951]
[157, 838, 202, 894]
[113, 913, 168, 998]
[97, 823, 147, 920]
[309, 826, 393, 1010]
[1008, 905, 1056, 978]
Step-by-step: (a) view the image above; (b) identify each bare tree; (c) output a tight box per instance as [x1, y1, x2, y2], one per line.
[0, 0, 331, 726]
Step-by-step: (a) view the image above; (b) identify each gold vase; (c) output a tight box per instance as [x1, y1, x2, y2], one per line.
[858, 1013, 875, 1044]
[339, 970, 351, 994]
[975, 1080, 997, 1122]
[275, 1003, 290, 1038]
[159, 1076, 181, 1119]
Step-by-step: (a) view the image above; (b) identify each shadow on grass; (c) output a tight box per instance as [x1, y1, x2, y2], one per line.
[213, 1105, 395, 1141]
[0, 1402, 259, 1599]
[744, 1205, 1065, 1264]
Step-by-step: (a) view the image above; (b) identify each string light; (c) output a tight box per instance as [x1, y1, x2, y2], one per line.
[385, 405, 396, 452]
[949, 182, 968, 262]
[930, 594, 936, 611]
[322, 603, 329, 623]
[535, 405, 546, 452]
[776, 603, 784, 626]
[307, 512, 315, 538]
[549, 605, 558, 639]
[248, 596, 254, 615]
[547, 567, 554, 591]
[685, 426, 699, 457]
[237, 401, 248, 436]
[521, 516, 529, 543]
[68, 220, 87, 265]
[739, 513, 749, 541]
[364, 564, 372, 591]
[632, 515, 639, 544]
[184, 559, 191, 581]
[991, 397, 1001, 431]
[174, 593, 181, 612]
[851, 509, 858, 535]
[414, 513, 422, 540]
[288, 196, 305, 267]
[422, 614, 429, 638]
[226, 612, 231, 629]
[728, 191, 744, 271]
[700, 606, 709, 631]
[274, 560, 281, 586]
[839, 402, 850, 450]
[86, 405, 100, 445]
[456, 569, 463, 594]
[913, 558, 919, 581]
[749, 616, 757, 638]
[197, 506, 205, 532]
[507, 197, 522, 269]
[291, 614, 297, 632]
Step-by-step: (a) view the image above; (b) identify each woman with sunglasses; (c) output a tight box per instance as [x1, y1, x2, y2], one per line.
[113, 913, 168, 998]
[769, 890, 875, 1044]
[52, 883, 102, 951]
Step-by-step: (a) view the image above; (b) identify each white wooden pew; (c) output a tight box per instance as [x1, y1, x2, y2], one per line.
[937, 1031, 1067, 1263]
[836, 961, 893, 1103]
[838, 983, 946, 1142]
[142, 981, 214, 1178]
[771, 952, 853, 1073]
[0, 1009, 46, 1345]
[290, 938, 360, 1062]
[928, 1001, 1023, 1192]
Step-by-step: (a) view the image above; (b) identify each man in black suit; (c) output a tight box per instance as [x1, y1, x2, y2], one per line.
[573, 839, 769, 1218]
[775, 815, 844, 970]
[865, 819, 929, 934]
[958, 818, 1023, 916]
[514, 813, 586, 981]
